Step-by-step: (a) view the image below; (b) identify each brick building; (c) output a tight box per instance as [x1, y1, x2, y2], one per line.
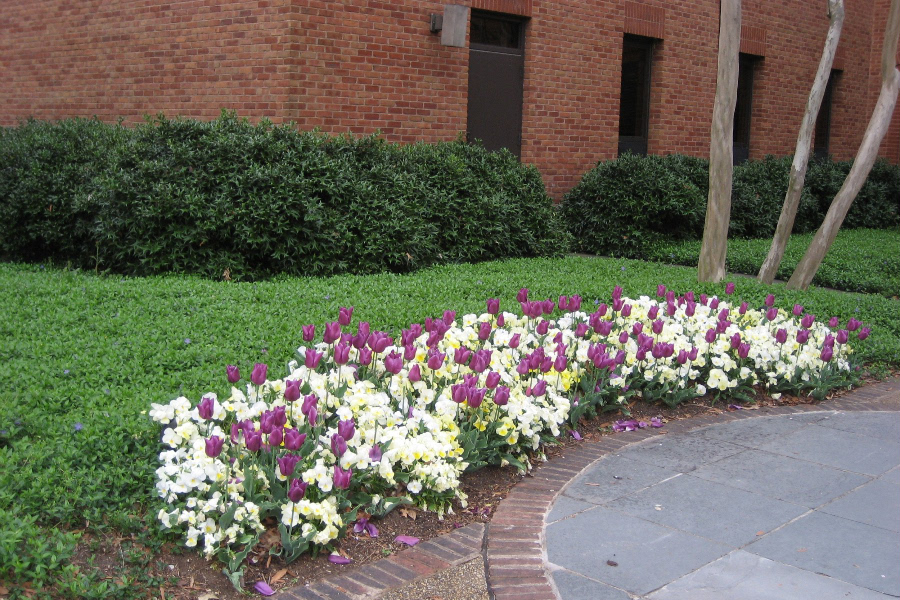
[1, 0, 898, 198]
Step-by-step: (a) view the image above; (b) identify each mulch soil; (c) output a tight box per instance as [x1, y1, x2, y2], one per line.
[68, 371, 894, 600]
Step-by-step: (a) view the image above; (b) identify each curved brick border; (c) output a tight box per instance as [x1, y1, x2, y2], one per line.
[273, 523, 485, 600]
[485, 377, 900, 600]
[273, 378, 899, 600]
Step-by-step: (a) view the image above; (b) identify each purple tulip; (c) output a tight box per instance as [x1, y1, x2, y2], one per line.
[453, 347, 472, 366]
[829, 316, 840, 328]
[269, 427, 283, 448]
[442, 310, 456, 326]
[792, 304, 804, 316]
[665, 290, 676, 303]
[483, 371, 500, 389]
[358, 346, 373, 366]
[451, 384, 469, 404]
[259, 411, 276, 435]
[738, 342, 751, 359]
[278, 454, 302, 477]
[284, 379, 302, 403]
[765, 294, 775, 307]
[468, 387, 487, 408]
[494, 386, 510, 406]
[797, 329, 810, 344]
[307, 406, 318, 427]
[775, 328, 788, 344]
[540, 356, 553, 373]
[824, 334, 835, 348]
[632, 322, 643, 336]
[666, 302, 677, 317]
[766, 307, 778, 321]
[725, 282, 735, 295]
[250, 363, 268, 386]
[230, 422, 242, 444]
[676, 349, 689, 365]
[801, 313, 815, 328]
[836, 329, 849, 344]
[370, 331, 392, 353]
[621, 304, 632, 317]
[272, 406, 287, 429]
[531, 379, 547, 397]
[536, 320, 550, 335]
[517, 288, 529, 303]
[569, 295, 582, 311]
[847, 317, 862, 332]
[575, 322, 589, 338]
[688, 347, 699, 361]
[597, 320, 614, 336]
[409, 363, 422, 382]
[284, 428, 306, 451]
[611, 297, 624, 313]
[337, 419, 355, 441]
[469, 351, 489, 373]
[301, 324, 316, 342]
[685, 291, 695, 303]
[612, 285, 623, 300]
[333, 466, 352, 489]
[657, 284, 666, 297]
[331, 434, 347, 458]
[300, 394, 317, 417]
[652, 319, 664, 335]
[858, 327, 871, 340]
[197, 396, 215, 420]
[427, 350, 445, 370]
[717, 319, 730, 334]
[685, 301, 696, 317]
[647, 305, 659, 320]
[710, 297, 720, 310]
[226, 365, 241, 384]
[497, 314, 505, 327]
[739, 301, 748, 315]
[516, 360, 530, 376]
[323, 321, 341, 344]
[334, 343, 351, 365]
[730, 332, 742, 349]
[542, 299, 555, 315]
[384, 350, 403, 374]
[288, 479, 308, 502]
[369, 444, 383, 462]
[820, 346, 834, 362]
[305, 348, 323, 369]
[705, 329, 717, 344]
[245, 429, 262, 452]
[478, 321, 492, 341]
[597, 303, 608, 317]
[558, 295, 569, 311]
[616, 330, 627, 345]
[205, 436, 224, 458]
[699, 293, 708, 306]
[487, 298, 500, 315]
[554, 354, 568, 372]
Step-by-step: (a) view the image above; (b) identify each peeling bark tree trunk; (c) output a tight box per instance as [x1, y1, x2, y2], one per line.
[787, 0, 900, 290]
[758, 0, 844, 285]
[698, 0, 741, 283]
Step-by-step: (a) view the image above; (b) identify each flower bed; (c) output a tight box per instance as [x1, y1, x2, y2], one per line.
[150, 285, 869, 587]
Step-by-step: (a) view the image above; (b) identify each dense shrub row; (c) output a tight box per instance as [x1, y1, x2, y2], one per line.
[0, 114, 570, 279]
[562, 153, 900, 258]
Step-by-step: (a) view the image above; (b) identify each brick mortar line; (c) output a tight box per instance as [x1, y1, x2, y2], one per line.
[485, 378, 899, 600]
[274, 379, 898, 600]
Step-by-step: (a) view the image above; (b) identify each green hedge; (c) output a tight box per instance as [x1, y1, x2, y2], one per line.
[562, 153, 900, 257]
[0, 114, 571, 279]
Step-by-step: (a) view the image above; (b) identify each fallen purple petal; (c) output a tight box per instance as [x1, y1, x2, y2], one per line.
[570, 430, 582, 441]
[637, 421, 648, 429]
[254, 581, 275, 596]
[394, 535, 420, 546]
[366, 522, 379, 538]
[728, 404, 744, 410]
[650, 417, 664, 428]
[328, 553, 352, 564]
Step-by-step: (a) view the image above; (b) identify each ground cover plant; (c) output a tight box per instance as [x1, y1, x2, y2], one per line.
[644, 228, 900, 297]
[0, 114, 569, 279]
[2, 256, 898, 598]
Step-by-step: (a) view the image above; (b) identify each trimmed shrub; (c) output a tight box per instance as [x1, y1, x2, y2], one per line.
[0, 113, 570, 279]
[562, 152, 900, 257]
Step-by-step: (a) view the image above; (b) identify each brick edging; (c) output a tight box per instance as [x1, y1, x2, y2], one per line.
[274, 522, 485, 600]
[484, 378, 900, 600]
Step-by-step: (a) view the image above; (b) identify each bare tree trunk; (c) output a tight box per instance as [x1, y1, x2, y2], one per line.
[757, 0, 844, 285]
[787, 0, 900, 290]
[698, 0, 741, 283]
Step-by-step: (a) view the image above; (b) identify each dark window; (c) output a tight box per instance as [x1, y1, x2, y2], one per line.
[470, 13, 522, 50]
[467, 12, 526, 157]
[618, 35, 654, 156]
[814, 71, 837, 159]
[733, 54, 758, 165]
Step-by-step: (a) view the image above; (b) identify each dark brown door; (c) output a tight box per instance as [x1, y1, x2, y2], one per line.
[467, 12, 525, 158]
[619, 35, 653, 156]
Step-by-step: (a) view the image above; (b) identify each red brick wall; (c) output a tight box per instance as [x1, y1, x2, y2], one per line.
[0, 0, 896, 200]
[870, 0, 900, 164]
